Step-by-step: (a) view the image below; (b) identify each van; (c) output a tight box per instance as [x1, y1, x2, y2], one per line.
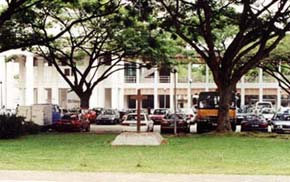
[17, 104, 61, 126]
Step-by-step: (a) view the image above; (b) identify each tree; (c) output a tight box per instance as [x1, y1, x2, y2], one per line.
[35, 1, 184, 109]
[134, 0, 290, 132]
[0, 0, 88, 53]
[259, 35, 290, 95]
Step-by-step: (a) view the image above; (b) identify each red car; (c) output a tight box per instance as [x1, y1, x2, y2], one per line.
[149, 109, 171, 124]
[160, 113, 189, 134]
[55, 114, 90, 132]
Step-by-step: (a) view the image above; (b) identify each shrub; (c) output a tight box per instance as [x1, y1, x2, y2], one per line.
[23, 121, 40, 135]
[0, 115, 24, 139]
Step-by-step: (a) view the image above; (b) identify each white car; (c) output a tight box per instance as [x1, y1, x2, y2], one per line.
[260, 108, 275, 121]
[121, 113, 154, 132]
[180, 108, 196, 123]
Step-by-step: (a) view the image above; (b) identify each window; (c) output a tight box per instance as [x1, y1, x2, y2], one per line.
[33, 57, 38, 67]
[64, 68, 70, 76]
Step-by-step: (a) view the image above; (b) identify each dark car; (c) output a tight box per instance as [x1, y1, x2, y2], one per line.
[241, 114, 268, 132]
[160, 113, 189, 134]
[55, 114, 90, 132]
[149, 108, 171, 125]
[95, 109, 120, 124]
[271, 112, 290, 133]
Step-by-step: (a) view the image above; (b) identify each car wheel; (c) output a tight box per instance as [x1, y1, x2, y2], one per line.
[85, 125, 90, 132]
[196, 123, 203, 134]
[231, 123, 236, 132]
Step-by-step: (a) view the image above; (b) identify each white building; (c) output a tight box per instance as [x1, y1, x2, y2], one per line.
[0, 50, 289, 110]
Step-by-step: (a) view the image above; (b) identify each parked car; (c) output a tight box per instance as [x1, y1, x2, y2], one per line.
[149, 108, 171, 124]
[241, 114, 268, 132]
[179, 108, 195, 124]
[271, 112, 290, 133]
[121, 109, 147, 121]
[160, 113, 189, 134]
[55, 114, 90, 132]
[121, 113, 154, 132]
[95, 109, 120, 124]
[260, 107, 275, 122]
[84, 107, 103, 124]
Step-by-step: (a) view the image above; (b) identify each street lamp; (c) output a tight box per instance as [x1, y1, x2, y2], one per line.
[171, 66, 178, 135]
[189, 79, 192, 108]
[0, 81, 2, 109]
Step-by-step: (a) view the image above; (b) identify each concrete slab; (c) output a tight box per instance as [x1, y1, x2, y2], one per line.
[111, 132, 165, 146]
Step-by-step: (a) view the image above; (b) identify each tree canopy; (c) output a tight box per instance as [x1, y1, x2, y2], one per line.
[132, 0, 290, 132]
[34, 0, 186, 108]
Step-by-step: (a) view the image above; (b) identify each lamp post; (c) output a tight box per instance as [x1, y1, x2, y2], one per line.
[163, 88, 166, 108]
[171, 66, 178, 135]
[0, 81, 2, 109]
[188, 79, 192, 108]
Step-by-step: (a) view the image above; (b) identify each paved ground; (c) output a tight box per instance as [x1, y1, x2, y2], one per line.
[0, 170, 290, 182]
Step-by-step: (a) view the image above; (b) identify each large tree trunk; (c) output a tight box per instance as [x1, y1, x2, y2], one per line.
[79, 91, 92, 109]
[216, 85, 235, 133]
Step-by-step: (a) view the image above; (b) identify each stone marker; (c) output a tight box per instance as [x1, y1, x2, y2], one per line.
[112, 89, 165, 146]
[111, 132, 165, 146]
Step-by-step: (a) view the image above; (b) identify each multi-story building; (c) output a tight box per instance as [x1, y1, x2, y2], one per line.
[0, 49, 289, 110]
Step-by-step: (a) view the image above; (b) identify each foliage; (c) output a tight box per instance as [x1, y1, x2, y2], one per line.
[259, 35, 290, 94]
[34, 1, 186, 108]
[0, 0, 81, 53]
[0, 115, 24, 139]
[132, 0, 290, 132]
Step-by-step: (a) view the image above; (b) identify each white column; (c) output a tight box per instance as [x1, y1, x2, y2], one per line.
[18, 59, 26, 105]
[0, 55, 6, 108]
[97, 87, 105, 107]
[187, 63, 192, 108]
[111, 87, 119, 109]
[154, 69, 159, 109]
[25, 54, 34, 105]
[170, 72, 174, 110]
[205, 65, 209, 91]
[259, 68, 263, 102]
[241, 76, 245, 106]
[136, 63, 140, 84]
[118, 88, 124, 109]
[52, 87, 59, 105]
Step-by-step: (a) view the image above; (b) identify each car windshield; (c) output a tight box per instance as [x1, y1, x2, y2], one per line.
[198, 92, 236, 109]
[261, 109, 275, 114]
[166, 114, 184, 120]
[273, 114, 290, 121]
[103, 110, 114, 115]
[126, 114, 145, 121]
[153, 109, 167, 115]
[245, 115, 262, 120]
[62, 115, 72, 120]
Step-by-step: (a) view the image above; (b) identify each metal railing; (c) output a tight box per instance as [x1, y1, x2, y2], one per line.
[159, 76, 170, 83]
[125, 76, 136, 83]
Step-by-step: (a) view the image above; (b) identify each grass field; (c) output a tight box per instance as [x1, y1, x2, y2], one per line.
[1, 132, 290, 175]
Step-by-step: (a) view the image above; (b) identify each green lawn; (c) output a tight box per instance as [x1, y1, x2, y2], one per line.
[1, 132, 290, 175]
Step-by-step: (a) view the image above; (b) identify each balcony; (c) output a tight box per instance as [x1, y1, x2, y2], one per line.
[159, 76, 170, 83]
[125, 76, 136, 83]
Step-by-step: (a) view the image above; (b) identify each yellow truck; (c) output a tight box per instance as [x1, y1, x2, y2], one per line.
[195, 91, 237, 133]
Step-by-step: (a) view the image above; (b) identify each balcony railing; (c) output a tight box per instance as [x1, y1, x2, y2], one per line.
[125, 76, 136, 83]
[159, 76, 170, 83]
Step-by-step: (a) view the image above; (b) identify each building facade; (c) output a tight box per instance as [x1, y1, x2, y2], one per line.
[0, 50, 289, 110]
